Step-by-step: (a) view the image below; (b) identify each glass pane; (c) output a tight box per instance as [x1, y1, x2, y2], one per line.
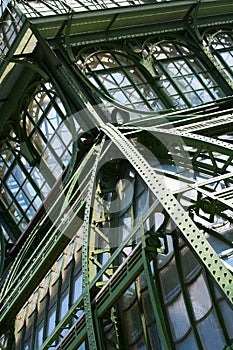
[207, 32, 233, 79]
[176, 332, 197, 350]
[35, 322, 44, 349]
[150, 42, 224, 108]
[167, 293, 190, 341]
[78, 342, 86, 350]
[79, 51, 164, 115]
[72, 273, 82, 303]
[123, 300, 143, 345]
[219, 300, 233, 338]
[47, 305, 56, 336]
[148, 323, 163, 350]
[160, 257, 180, 302]
[59, 290, 69, 320]
[188, 274, 212, 320]
[197, 311, 226, 350]
[180, 246, 201, 282]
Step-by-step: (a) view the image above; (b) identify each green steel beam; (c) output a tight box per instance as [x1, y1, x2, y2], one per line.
[0, 200, 21, 243]
[167, 113, 233, 136]
[0, 217, 74, 332]
[151, 127, 233, 164]
[55, 244, 144, 350]
[121, 125, 233, 217]
[101, 124, 233, 305]
[1, 2, 233, 348]
[95, 243, 144, 317]
[28, 29, 108, 127]
[123, 125, 233, 169]
[39, 200, 161, 350]
[0, 65, 37, 136]
[81, 140, 105, 350]
[58, 316, 87, 350]
[0, 147, 99, 332]
[123, 98, 233, 128]
[40, 244, 144, 350]
[37, 117, 232, 349]
[142, 247, 174, 350]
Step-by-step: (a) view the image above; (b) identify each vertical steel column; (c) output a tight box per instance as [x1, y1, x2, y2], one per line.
[82, 138, 105, 350]
[141, 224, 174, 350]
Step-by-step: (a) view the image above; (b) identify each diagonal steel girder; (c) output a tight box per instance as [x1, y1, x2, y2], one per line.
[100, 123, 233, 305]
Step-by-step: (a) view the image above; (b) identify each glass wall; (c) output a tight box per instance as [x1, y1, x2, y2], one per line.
[76, 37, 226, 123]
[1, 4, 233, 349]
[0, 82, 72, 230]
[0, 4, 24, 60]
[15, 236, 84, 349]
[204, 31, 233, 81]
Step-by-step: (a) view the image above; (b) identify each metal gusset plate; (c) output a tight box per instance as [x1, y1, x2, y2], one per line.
[101, 123, 233, 305]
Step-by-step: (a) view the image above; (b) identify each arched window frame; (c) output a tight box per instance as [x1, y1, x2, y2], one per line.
[0, 81, 72, 230]
[203, 29, 233, 84]
[142, 37, 226, 109]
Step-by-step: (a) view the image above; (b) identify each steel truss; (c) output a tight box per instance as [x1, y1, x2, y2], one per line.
[0, 1, 233, 349]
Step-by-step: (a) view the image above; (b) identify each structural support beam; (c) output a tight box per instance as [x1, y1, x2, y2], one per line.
[101, 123, 233, 305]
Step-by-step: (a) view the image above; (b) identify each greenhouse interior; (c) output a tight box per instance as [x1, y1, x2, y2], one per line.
[0, 0, 233, 349]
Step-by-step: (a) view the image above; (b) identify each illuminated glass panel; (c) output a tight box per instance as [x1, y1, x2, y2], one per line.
[0, 7, 24, 59]
[144, 41, 224, 108]
[0, 83, 71, 230]
[79, 41, 225, 117]
[0, 147, 44, 229]
[25, 83, 72, 178]
[208, 32, 233, 80]
[79, 51, 166, 116]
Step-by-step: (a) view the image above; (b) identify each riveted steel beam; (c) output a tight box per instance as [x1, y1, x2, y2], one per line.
[122, 125, 233, 175]
[40, 199, 161, 350]
[101, 123, 233, 305]
[82, 139, 106, 350]
[121, 124, 233, 215]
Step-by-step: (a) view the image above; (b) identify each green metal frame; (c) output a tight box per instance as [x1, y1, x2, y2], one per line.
[1, 1, 233, 349]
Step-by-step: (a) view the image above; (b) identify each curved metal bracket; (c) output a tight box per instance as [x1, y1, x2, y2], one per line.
[183, 0, 202, 43]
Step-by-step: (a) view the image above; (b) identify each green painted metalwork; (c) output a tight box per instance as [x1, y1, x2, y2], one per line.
[39, 199, 160, 349]
[141, 227, 174, 350]
[82, 139, 105, 350]
[1, 1, 233, 349]
[0, 145, 98, 330]
[101, 123, 233, 304]
[17, 0, 233, 45]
